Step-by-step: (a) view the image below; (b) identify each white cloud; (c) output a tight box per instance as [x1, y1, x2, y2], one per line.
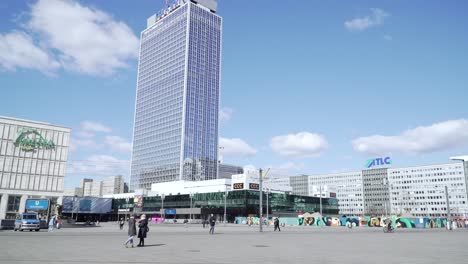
[0, 31, 60, 74]
[270, 132, 328, 158]
[67, 155, 130, 177]
[80, 121, 112, 133]
[0, 0, 139, 76]
[76, 131, 95, 139]
[28, 0, 139, 75]
[352, 119, 468, 155]
[219, 107, 233, 122]
[69, 138, 99, 152]
[104, 136, 132, 153]
[266, 162, 305, 177]
[219, 137, 257, 157]
[344, 8, 389, 31]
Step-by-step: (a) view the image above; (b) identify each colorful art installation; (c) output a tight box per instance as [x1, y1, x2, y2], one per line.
[234, 214, 466, 229]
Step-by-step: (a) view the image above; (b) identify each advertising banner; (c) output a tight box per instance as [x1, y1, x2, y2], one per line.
[134, 195, 144, 208]
[164, 209, 176, 215]
[62, 197, 112, 214]
[25, 199, 49, 210]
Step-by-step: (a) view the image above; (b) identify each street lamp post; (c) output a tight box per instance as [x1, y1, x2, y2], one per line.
[74, 195, 79, 222]
[259, 168, 263, 232]
[445, 185, 452, 230]
[224, 187, 227, 226]
[382, 179, 388, 217]
[266, 188, 269, 227]
[161, 194, 165, 222]
[71, 196, 75, 220]
[189, 193, 193, 223]
[319, 185, 323, 216]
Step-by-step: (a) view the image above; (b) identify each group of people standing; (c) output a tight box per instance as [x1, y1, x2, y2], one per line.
[124, 214, 148, 248]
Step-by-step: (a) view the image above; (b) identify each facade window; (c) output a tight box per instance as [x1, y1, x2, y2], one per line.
[7, 195, 21, 212]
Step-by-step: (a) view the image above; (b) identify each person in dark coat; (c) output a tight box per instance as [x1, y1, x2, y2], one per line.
[124, 214, 137, 248]
[209, 214, 216, 235]
[119, 218, 125, 230]
[137, 214, 148, 247]
[274, 217, 281, 232]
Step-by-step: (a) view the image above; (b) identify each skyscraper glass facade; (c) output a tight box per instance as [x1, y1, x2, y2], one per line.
[131, 1, 221, 190]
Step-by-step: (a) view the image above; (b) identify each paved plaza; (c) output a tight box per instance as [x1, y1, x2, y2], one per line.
[1, 223, 467, 264]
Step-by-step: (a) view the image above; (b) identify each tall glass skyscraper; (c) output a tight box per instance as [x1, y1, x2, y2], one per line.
[131, 0, 221, 190]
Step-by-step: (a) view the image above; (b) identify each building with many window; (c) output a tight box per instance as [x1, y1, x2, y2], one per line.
[131, 0, 222, 190]
[102, 176, 125, 196]
[79, 176, 126, 197]
[289, 157, 468, 217]
[388, 163, 467, 217]
[306, 171, 363, 216]
[0, 116, 70, 220]
[289, 175, 309, 196]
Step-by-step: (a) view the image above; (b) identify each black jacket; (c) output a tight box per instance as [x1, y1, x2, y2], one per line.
[138, 219, 148, 238]
[209, 217, 216, 227]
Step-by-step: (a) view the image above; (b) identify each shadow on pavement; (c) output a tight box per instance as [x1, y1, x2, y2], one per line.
[139, 244, 166, 247]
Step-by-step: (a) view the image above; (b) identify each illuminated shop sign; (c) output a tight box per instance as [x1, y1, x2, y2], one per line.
[13, 128, 55, 152]
[249, 183, 259, 190]
[365, 157, 392, 168]
[233, 183, 244, 190]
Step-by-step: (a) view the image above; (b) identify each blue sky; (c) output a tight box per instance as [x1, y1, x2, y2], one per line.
[1, 0, 467, 188]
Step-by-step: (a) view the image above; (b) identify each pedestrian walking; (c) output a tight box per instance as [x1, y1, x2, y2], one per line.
[119, 218, 125, 230]
[274, 217, 281, 232]
[56, 216, 62, 229]
[137, 214, 148, 247]
[209, 214, 216, 235]
[202, 218, 206, 228]
[48, 215, 56, 232]
[124, 214, 137, 248]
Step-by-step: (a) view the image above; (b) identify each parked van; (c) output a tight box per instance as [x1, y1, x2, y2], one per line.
[14, 212, 41, 232]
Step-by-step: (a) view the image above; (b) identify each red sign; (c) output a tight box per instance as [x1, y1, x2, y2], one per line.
[249, 183, 259, 190]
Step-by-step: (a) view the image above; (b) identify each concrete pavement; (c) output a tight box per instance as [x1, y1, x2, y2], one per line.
[0, 223, 467, 264]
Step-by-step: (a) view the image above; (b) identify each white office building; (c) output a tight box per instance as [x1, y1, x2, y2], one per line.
[290, 157, 468, 217]
[63, 187, 83, 197]
[102, 176, 125, 196]
[0, 116, 70, 220]
[80, 176, 126, 197]
[90, 181, 103, 197]
[388, 163, 467, 217]
[307, 171, 364, 216]
[83, 181, 93, 197]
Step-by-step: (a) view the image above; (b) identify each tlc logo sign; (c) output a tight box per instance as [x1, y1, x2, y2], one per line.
[365, 157, 392, 168]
